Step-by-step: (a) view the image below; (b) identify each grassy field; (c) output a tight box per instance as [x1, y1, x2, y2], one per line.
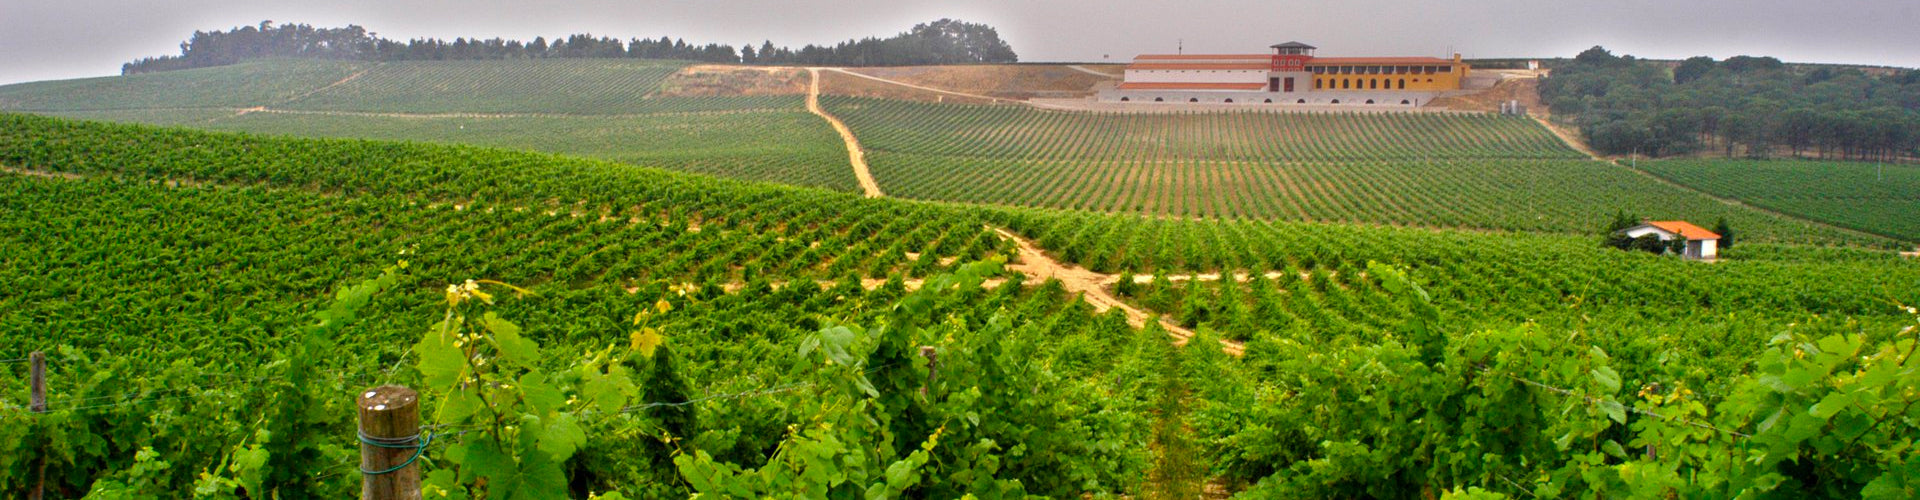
[280, 59, 687, 114]
[0, 59, 366, 111]
[0, 59, 859, 192]
[199, 105, 858, 191]
[1640, 159, 1920, 243]
[824, 96, 1893, 246]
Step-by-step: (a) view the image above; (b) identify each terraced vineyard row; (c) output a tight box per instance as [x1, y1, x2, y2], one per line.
[824, 96, 1584, 162]
[1640, 159, 1920, 242]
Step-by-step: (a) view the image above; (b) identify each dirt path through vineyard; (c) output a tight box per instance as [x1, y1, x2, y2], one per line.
[988, 226, 1245, 356]
[805, 68, 886, 198]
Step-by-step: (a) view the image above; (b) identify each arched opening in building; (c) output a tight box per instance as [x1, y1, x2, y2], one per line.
[1365, 99, 1375, 104]
[1120, 97, 1130, 102]
[1400, 99, 1411, 105]
[1370, 79, 1378, 89]
[1263, 99, 1273, 103]
[1427, 79, 1434, 83]
[1224, 99, 1234, 103]
[1153, 97, 1164, 102]
[1315, 79, 1323, 89]
[1398, 79, 1407, 89]
[1341, 79, 1350, 89]
[1296, 99, 1306, 104]
[1189, 98, 1199, 103]
[1330, 99, 1341, 104]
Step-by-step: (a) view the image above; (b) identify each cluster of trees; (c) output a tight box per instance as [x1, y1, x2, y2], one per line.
[123, 19, 1018, 75]
[1541, 46, 1920, 160]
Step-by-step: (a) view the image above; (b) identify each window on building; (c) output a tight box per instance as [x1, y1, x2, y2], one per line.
[1264, 98, 1273, 103]
[1224, 98, 1234, 103]
[1440, 66, 1453, 73]
[1120, 97, 1130, 102]
[1370, 79, 1378, 89]
[1297, 99, 1306, 104]
[1366, 99, 1376, 104]
[1331, 99, 1341, 104]
[1342, 79, 1350, 89]
[1401, 99, 1411, 105]
[1189, 98, 1199, 102]
[1315, 79, 1323, 89]
[1398, 79, 1406, 89]
[1154, 97, 1164, 102]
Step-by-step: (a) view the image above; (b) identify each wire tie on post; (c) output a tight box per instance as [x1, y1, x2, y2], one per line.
[357, 429, 432, 475]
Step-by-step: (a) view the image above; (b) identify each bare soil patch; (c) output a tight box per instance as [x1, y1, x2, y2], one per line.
[989, 226, 1244, 356]
[804, 69, 885, 198]
[816, 69, 1002, 104]
[656, 64, 809, 97]
[1426, 76, 1546, 114]
[823, 64, 1115, 102]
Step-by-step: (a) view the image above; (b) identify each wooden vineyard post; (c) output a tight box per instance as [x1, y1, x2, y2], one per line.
[920, 346, 938, 396]
[358, 385, 422, 500]
[29, 351, 46, 500]
[28, 351, 45, 413]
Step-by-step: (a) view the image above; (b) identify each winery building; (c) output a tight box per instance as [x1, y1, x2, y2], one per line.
[1096, 42, 1471, 106]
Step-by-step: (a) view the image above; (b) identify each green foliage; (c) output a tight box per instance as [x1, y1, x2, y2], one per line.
[1643, 159, 1920, 243]
[0, 110, 1914, 499]
[1543, 46, 1920, 159]
[824, 96, 1880, 244]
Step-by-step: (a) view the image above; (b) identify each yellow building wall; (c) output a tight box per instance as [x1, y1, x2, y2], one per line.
[1308, 64, 1467, 91]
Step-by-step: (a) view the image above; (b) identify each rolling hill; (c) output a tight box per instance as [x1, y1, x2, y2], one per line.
[3, 53, 1919, 498]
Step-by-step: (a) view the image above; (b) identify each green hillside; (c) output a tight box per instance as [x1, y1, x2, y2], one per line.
[0, 59, 859, 192]
[2, 60, 1900, 248]
[2, 114, 1917, 497]
[825, 96, 1893, 246]
[280, 59, 686, 114]
[1641, 159, 1920, 242]
[0, 59, 367, 111]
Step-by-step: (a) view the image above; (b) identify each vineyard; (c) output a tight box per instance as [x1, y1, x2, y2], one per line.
[822, 96, 1893, 246]
[1640, 159, 1920, 242]
[0, 59, 862, 193]
[279, 59, 688, 114]
[0, 59, 367, 111]
[1, 114, 1917, 497]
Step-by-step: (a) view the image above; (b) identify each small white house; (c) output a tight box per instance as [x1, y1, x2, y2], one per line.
[1621, 220, 1721, 260]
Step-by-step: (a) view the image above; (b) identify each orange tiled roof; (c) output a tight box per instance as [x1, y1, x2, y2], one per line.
[1134, 54, 1271, 60]
[1310, 57, 1458, 65]
[1116, 82, 1270, 90]
[1646, 220, 1721, 240]
[1128, 63, 1274, 70]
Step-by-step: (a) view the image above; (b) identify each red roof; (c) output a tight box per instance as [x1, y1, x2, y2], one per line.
[1310, 57, 1458, 65]
[1134, 54, 1271, 60]
[1116, 82, 1269, 91]
[1128, 63, 1273, 70]
[1645, 221, 1721, 240]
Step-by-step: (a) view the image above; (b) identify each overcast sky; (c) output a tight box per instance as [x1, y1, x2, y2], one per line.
[4, 0, 1917, 85]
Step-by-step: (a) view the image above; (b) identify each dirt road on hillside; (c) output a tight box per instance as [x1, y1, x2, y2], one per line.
[989, 226, 1245, 356]
[806, 68, 886, 198]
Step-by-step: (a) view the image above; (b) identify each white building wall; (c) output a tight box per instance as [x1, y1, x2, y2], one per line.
[1698, 239, 1717, 259]
[1622, 227, 1677, 240]
[1124, 69, 1268, 85]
